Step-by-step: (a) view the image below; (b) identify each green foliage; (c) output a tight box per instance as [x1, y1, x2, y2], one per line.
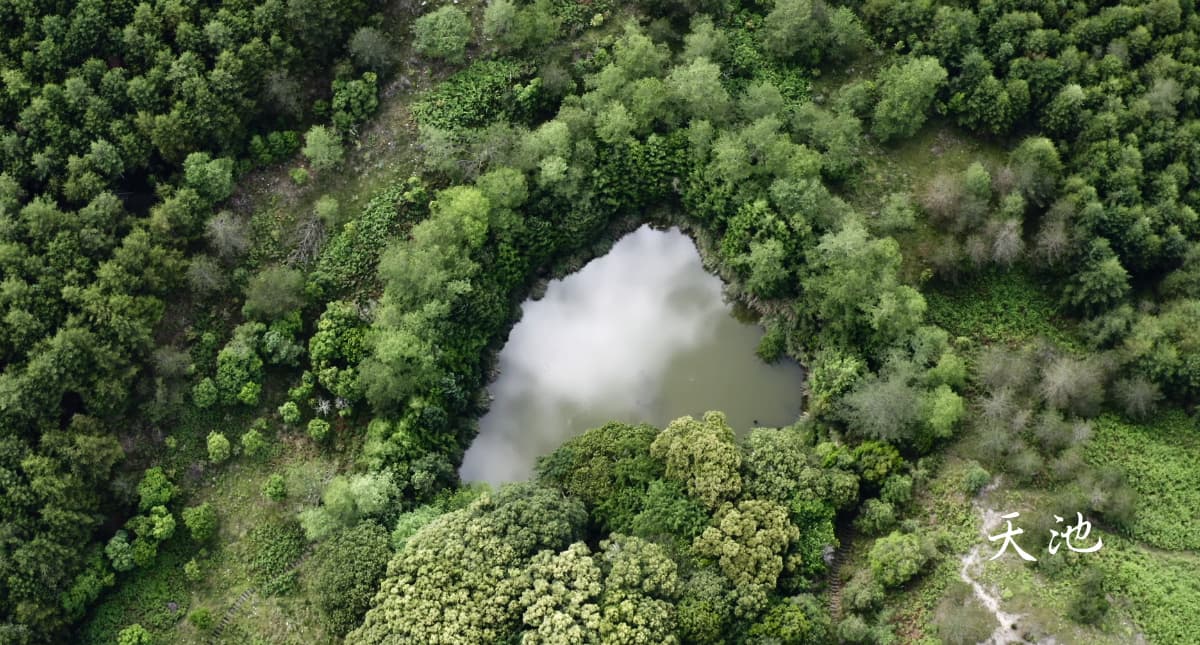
[309, 522, 392, 635]
[413, 6, 473, 63]
[243, 266, 306, 321]
[1085, 413, 1200, 551]
[137, 467, 175, 513]
[307, 418, 331, 442]
[536, 421, 661, 531]
[926, 270, 1078, 348]
[262, 473, 288, 502]
[243, 519, 306, 596]
[872, 57, 948, 142]
[206, 432, 231, 464]
[347, 484, 587, 643]
[650, 412, 742, 510]
[412, 60, 530, 131]
[116, 623, 153, 645]
[181, 503, 218, 543]
[867, 531, 935, 588]
[302, 125, 344, 173]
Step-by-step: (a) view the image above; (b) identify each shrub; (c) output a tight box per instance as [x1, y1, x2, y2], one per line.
[183, 559, 202, 582]
[207, 432, 231, 463]
[302, 125, 343, 172]
[349, 26, 393, 71]
[188, 608, 213, 631]
[117, 624, 154, 645]
[1069, 568, 1110, 624]
[241, 427, 268, 458]
[413, 6, 472, 63]
[182, 503, 218, 542]
[308, 418, 331, 441]
[279, 400, 302, 424]
[868, 531, 933, 587]
[962, 462, 991, 495]
[315, 195, 340, 228]
[262, 474, 287, 502]
[243, 266, 306, 321]
[854, 498, 897, 536]
[290, 167, 310, 185]
[842, 570, 884, 613]
[243, 519, 306, 595]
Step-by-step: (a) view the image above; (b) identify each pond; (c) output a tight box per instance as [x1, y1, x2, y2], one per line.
[460, 225, 807, 485]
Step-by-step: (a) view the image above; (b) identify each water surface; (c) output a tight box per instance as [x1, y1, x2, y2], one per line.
[460, 225, 805, 484]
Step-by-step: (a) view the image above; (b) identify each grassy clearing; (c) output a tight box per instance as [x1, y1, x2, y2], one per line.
[925, 268, 1081, 350]
[1084, 412, 1200, 551]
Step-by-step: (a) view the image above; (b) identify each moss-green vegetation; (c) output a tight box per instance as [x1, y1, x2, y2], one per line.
[926, 269, 1081, 349]
[1085, 412, 1200, 551]
[3, 0, 1199, 641]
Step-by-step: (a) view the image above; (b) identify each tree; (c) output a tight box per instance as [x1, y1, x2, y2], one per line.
[183, 152, 234, 205]
[310, 521, 392, 635]
[187, 255, 226, 296]
[872, 57, 948, 142]
[868, 531, 934, 588]
[241, 427, 268, 458]
[243, 266, 306, 321]
[349, 27, 393, 71]
[682, 15, 728, 63]
[1010, 137, 1062, 206]
[181, 503, 218, 542]
[763, 0, 826, 65]
[666, 58, 732, 124]
[802, 221, 925, 349]
[207, 432, 231, 463]
[650, 412, 742, 510]
[693, 499, 798, 616]
[205, 211, 250, 261]
[347, 484, 586, 644]
[308, 418, 331, 441]
[536, 421, 661, 531]
[413, 6, 472, 63]
[303, 125, 344, 172]
[279, 400, 302, 424]
[1062, 239, 1130, 314]
[137, 467, 175, 512]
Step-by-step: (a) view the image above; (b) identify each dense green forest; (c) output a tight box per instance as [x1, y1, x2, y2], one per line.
[1, 0, 1198, 643]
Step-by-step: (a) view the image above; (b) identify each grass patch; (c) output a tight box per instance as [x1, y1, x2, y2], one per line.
[925, 269, 1080, 349]
[1098, 536, 1200, 645]
[1085, 411, 1200, 551]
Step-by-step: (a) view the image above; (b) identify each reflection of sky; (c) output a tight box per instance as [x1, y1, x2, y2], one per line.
[459, 225, 805, 485]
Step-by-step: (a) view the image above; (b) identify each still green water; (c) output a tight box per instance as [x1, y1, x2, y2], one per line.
[460, 225, 807, 484]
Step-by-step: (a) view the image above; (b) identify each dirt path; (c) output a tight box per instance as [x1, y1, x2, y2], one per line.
[959, 478, 1039, 645]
